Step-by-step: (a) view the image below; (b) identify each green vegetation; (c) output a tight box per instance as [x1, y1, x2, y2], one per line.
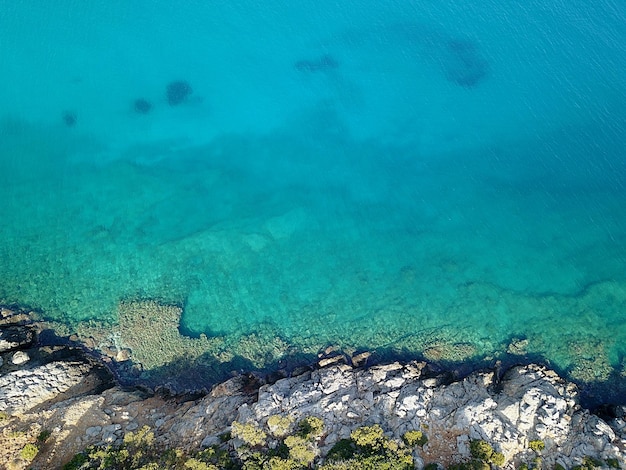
[467, 439, 505, 468]
[403, 429, 428, 447]
[517, 455, 545, 470]
[264, 456, 301, 470]
[52, 417, 618, 470]
[469, 440, 494, 461]
[284, 435, 316, 465]
[326, 439, 356, 461]
[20, 443, 39, 461]
[183, 458, 219, 470]
[63, 452, 89, 470]
[317, 424, 413, 470]
[570, 456, 608, 470]
[226, 418, 415, 470]
[490, 452, 505, 467]
[529, 440, 545, 453]
[231, 421, 268, 447]
[605, 458, 621, 469]
[297, 416, 325, 440]
[267, 415, 294, 438]
[448, 460, 491, 470]
[62, 426, 235, 470]
[350, 424, 387, 451]
[63, 443, 233, 470]
[37, 429, 52, 443]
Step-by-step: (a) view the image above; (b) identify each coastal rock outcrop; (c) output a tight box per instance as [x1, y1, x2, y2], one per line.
[0, 359, 96, 415]
[0, 325, 34, 353]
[0, 305, 624, 469]
[232, 362, 624, 469]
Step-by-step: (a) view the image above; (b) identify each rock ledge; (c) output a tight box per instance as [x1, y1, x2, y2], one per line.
[0, 308, 625, 469]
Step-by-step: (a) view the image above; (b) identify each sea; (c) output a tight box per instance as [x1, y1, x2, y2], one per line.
[1, 0, 625, 406]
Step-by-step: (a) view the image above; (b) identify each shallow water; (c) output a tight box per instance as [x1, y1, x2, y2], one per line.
[1, 1, 625, 398]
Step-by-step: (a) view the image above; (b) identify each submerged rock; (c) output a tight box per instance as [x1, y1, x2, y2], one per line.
[443, 38, 490, 88]
[294, 54, 339, 72]
[62, 111, 77, 127]
[166, 80, 193, 106]
[133, 98, 153, 114]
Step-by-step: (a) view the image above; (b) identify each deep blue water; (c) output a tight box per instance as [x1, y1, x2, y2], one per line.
[1, 1, 626, 398]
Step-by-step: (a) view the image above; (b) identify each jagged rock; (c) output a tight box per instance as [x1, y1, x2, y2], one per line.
[318, 353, 347, 368]
[0, 325, 35, 352]
[0, 359, 100, 415]
[0, 307, 32, 325]
[86, 426, 102, 437]
[228, 363, 625, 468]
[1, 351, 624, 469]
[351, 351, 372, 367]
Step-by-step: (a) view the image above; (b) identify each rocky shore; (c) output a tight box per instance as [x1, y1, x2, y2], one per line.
[1, 307, 625, 469]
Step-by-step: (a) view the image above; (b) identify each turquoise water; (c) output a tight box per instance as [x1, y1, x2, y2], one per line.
[1, 1, 626, 395]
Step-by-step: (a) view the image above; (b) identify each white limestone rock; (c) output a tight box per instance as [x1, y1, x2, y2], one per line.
[1, 351, 624, 468]
[0, 360, 94, 415]
[219, 362, 625, 467]
[11, 350, 30, 365]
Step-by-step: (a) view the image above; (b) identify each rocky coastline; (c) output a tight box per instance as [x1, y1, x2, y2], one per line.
[1, 306, 625, 469]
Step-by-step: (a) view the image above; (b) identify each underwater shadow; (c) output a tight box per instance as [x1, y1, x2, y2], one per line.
[35, 321, 626, 412]
[115, 336, 626, 413]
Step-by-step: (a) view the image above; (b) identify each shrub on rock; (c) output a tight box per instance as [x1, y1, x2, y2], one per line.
[285, 435, 316, 465]
[470, 440, 495, 461]
[20, 443, 39, 461]
[351, 424, 386, 451]
[529, 440, 545, 453]
[297, 416, 325, 440]
[267, 414, 294, 438]
[403, 429, 428, 447]
[469, 439, 505, 467]
[231, 421, 267, 447]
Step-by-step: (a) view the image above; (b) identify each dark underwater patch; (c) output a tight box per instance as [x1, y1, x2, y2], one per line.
[335, 23, 491, 88]
[62, 111, 77, 127]
[295, 54, 339, 73]
[166, 80, 193, 106]
[134, 98, 153, 114]
[442, 38, 490, 87]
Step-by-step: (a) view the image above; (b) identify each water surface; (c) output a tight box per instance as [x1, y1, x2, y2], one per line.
[1, 1, 625, 398]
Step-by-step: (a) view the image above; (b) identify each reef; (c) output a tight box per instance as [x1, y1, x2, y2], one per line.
[36, 299, 295, 392]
